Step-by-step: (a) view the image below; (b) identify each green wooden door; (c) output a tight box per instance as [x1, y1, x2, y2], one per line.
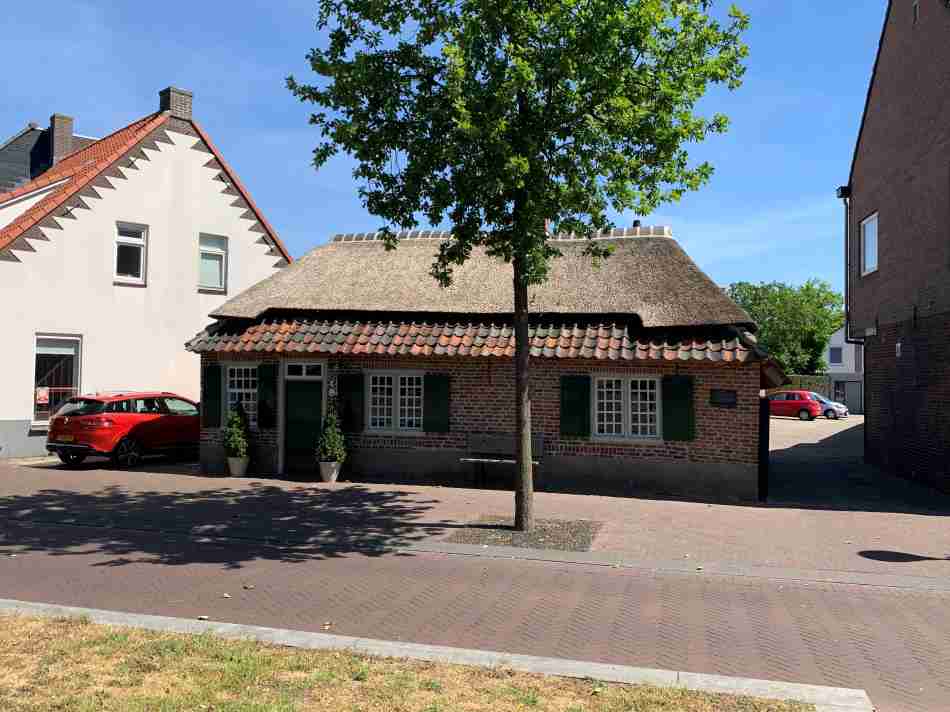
[284, 381, 323, 474]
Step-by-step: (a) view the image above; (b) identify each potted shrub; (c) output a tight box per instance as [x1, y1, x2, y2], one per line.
[316, 411, 346, 483]
[224, 405, 250, 476]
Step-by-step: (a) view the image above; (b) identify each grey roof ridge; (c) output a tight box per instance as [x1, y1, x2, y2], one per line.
[0, 123, 42, 153]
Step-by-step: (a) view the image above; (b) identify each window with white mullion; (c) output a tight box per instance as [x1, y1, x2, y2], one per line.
[227, 365, 258, 427]
[369, 374, 394, 430]
[629, 378, 658, 438]
[595, 378, 625, 436]
[398, 375, 423, 430]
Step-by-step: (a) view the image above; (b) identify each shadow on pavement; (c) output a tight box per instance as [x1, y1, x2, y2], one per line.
[768, 420, 950, 515]
[0, 483, 450, 569]
[859, 549, 950, 563]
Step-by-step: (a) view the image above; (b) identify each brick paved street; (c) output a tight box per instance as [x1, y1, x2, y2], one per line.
[2, 420, 950, 711]
[1, 518, 949, 712]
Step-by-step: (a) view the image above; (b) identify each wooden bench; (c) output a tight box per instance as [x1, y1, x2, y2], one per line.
[460, 433, 544, 488]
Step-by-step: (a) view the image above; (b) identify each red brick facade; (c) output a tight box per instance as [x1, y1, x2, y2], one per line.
[201, 352, 762, 499]
[847, 1, 950, 490]
[863, 313, 950, 492]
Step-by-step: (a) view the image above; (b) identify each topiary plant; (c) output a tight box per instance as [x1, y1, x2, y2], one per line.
[317, 411, 346, 464]
[224, 404, 249, 459]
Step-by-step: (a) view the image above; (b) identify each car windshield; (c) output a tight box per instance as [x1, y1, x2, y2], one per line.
[55, 398, 106, 417]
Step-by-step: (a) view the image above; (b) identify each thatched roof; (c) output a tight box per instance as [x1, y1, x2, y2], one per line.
[211, 228, 753, 330]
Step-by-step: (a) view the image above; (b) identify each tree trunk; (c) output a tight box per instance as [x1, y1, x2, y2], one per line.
[512, 255, 534, 532]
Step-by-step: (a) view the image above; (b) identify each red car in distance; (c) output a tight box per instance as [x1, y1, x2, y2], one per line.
[46, 392, 199, 468]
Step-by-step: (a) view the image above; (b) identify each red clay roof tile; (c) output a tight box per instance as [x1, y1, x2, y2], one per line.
[186, 319, 761, 364]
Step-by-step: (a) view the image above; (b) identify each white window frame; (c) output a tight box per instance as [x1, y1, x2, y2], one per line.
[860, 213, 878, 276]
[226, 363, 259, 429]
[198, 233, 229, 293]
[32, 333, 83, 428]
[365, 370, 425, 434]
[114, 222, 148, 286]
[285, 362, 324, 381]
[591, 374, 662, 441]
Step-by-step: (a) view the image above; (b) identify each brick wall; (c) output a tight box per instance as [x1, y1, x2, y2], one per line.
[864, 311, 950, 492]
[849, 0, 950, 332]
[203, 352, 760, 465]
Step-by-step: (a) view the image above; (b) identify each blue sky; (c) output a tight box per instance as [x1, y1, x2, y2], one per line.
[2, 1, 887, 292]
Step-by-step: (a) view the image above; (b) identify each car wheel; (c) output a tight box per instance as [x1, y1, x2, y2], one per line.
[112, 438, 143, 469]
[58, 452, 87, 468]
[798, 409, 812, 421]
[825, 409, 838, 420]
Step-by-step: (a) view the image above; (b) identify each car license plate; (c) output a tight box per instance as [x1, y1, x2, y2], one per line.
[59, 435, 74, 443]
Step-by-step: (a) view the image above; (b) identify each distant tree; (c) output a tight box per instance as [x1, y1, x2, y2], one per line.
[727, 280, 843, 375]
[289, 0, 750, 530]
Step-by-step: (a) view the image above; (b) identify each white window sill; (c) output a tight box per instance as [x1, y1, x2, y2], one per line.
[591, 434, 663, 445]
[198, 286, 227, 294]
[860, 268, 878, 277]
[114, 278, 147, 288]
[364, 429, 426, 437]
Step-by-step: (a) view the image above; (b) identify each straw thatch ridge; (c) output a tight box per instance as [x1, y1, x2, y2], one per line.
[210, 231, 752, 330]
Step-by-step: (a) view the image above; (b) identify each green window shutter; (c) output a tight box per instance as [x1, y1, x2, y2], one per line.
[338, 373, 365, 433]
[423, 373, 450, 433]
[560, 375, 591, 438]
[662, 375, 695, 442]
[257, 363, 278, 429]
[201, 363, 222, 428]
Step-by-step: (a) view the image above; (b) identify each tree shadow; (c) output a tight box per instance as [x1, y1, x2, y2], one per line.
[0, 483, 452, 569]
[858, 550, 950, 563]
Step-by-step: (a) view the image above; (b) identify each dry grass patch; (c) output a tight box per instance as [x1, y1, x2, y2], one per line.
[0, 614, 813, 711]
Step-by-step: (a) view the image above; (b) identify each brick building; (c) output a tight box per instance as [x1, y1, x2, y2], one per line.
[187, 228, 784, 501]
[840, 0, 950, 491]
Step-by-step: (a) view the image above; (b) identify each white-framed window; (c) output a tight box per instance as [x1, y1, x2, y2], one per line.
[367, 371, 424, 432]
[114, 223, 148, 285]
[286, 362, 323, 380]
[198, 234, 228, 292]
[593, 375, 661, 440]
[227, 365, 258, 427]
[861, 213, 878, 275]
[33, 335, 82, 424]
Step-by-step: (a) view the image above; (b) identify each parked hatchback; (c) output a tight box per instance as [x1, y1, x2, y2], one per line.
[768, 390, 849, 421]
[46, 392, 199, 468]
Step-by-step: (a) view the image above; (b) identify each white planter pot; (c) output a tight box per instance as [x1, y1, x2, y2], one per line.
[227, 457, 249, 477]
[319, 461, 341, 483]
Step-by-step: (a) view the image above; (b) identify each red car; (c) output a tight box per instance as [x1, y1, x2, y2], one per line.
[768, 390, 849, 421]
[46, 392, 199, 468]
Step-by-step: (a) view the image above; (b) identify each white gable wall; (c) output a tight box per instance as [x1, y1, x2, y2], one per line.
[0, 180, 70, 229]
[0, 128, 283, 457]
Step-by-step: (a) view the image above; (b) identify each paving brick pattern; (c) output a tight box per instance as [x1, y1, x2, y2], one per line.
[1, 520, 949, 712]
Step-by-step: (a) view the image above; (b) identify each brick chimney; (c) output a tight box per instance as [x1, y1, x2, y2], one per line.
[49, 114, 74, 165]
[159, 87, 193, 120]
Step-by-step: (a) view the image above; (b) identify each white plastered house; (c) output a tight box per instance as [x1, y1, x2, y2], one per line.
[0, 87, 291, 457]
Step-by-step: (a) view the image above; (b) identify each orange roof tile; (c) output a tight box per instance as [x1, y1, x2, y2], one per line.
[0, 112, 169, 252]
[0, 111, 292, 264]
[186, 319, 764, 364]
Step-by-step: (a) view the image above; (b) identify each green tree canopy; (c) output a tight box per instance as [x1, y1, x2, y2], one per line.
[289, 0, 749, 529]
[727, 280, 844, 375]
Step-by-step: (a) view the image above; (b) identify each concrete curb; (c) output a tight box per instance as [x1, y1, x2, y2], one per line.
[0, 598, 873, 712]
[409, 541, 950, 592]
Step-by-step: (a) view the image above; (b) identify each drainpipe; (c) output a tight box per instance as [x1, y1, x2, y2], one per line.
[836, 185, 863, 347]
[838, 184, 867, 452]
